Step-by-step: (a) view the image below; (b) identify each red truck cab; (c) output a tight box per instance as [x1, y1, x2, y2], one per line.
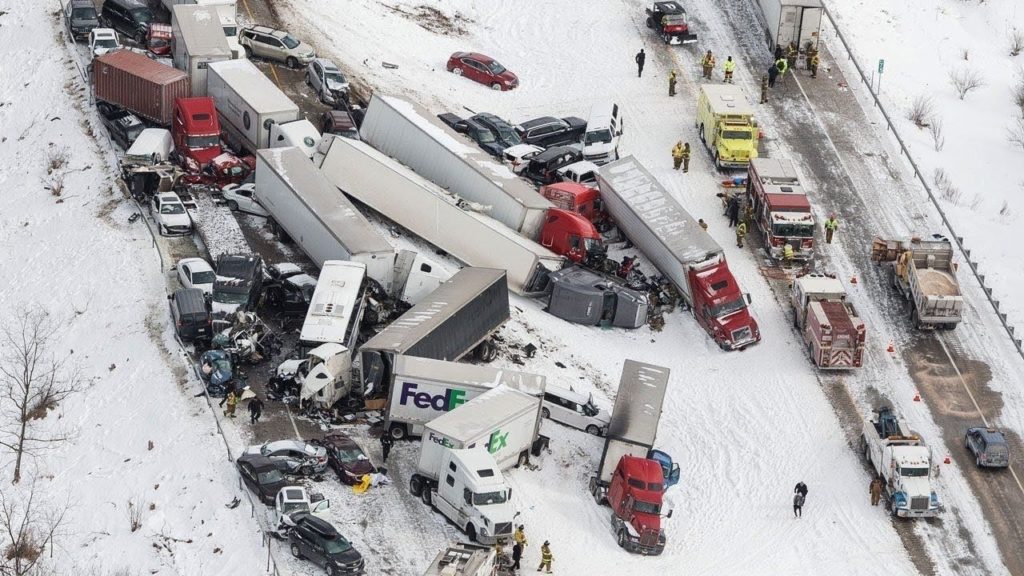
[608, 455, 669, 555]
[538, 208, 604, 265]
[172, 98, 253, 187]
[147, 23, 172, 57]
[540, 182, 607, 226]
[689, 259, 760, 350]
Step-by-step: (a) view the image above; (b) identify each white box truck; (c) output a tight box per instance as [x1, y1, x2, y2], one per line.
[385, 355, 546, 440]
[205, 59, 302, 154]
[171, 4, 231, 97]
[314, 134, 563, 295]
[359, 95, 554, 239]
[753, 0, 822, 53]
[255, 147, 445, 304]
[163, 0, 241, 58]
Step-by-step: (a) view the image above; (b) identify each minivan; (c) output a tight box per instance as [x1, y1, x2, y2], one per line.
[582, 102, 623, 165]
[522, 146, 583, 185]
[169, 288, 212, 343]
[541, 385, 611, 436]
[101, 0, 154, 42]
[65, 0, 100, 40]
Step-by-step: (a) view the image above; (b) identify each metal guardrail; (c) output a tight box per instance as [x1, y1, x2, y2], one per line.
[820, 2, 1024, 361]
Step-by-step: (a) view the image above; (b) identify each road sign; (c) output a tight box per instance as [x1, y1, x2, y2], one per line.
[878, 59, 885, 74]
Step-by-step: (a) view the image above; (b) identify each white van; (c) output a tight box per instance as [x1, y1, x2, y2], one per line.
[581, 102, 623, 165]
[541, 384, 611, 436]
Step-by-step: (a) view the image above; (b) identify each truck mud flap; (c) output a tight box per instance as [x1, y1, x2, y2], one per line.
[531, 434, 550, 457]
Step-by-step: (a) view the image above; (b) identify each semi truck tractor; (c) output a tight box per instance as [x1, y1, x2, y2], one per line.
[696, 84, 760, 170]
[747, 158, 815, 261]
[870, 236, 963, 330]
[791, 273, 865, 369]
[589, 360, 675, 556]
[597, 157, 760, 350]
[861, 407, 941, 518]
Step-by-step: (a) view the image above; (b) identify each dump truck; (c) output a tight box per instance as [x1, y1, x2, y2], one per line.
[871, 236, 963, 330]
[695, 84, 760, 170]
[597, 157, 760, 350]
[171, 4, 231, 96]
[752, 0, 822, 54]
[423, 543, 512, 576]
[92, 50, 190, 125]
[747, 158, 814, 261]
[589, 361, 675, 556]
[791, 274, 865, 369]
[314, 134, 567, 295]
[861, 407, 940, 518]
[358, 268, 510, 400]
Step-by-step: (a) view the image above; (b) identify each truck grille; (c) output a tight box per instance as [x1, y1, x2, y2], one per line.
[910, 496, 930, 511]
[639, 529, 659, 547]
[730, 327, 753, 345]
[494, 522, 512, 536]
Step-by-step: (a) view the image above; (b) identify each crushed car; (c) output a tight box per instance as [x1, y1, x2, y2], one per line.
[243, 440, 329, 476]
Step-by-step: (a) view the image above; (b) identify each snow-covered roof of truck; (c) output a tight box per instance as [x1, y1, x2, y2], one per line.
[299, 260, 367, 346]
[700, 83, 755, 116]
[394, 355, 546, 397]
[606, 360, 670, 445]
[208, 59, 297, 115]
[172, 5, 231, 58]
[427, 385, 538, 442]
[597, 156, 722, 264]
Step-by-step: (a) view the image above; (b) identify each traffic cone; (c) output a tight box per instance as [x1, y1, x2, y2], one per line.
[850, 275, 858, 284]
[913, 391, 921, 402]
[887, 341, 895, 353]
[943, 455, 951, 464]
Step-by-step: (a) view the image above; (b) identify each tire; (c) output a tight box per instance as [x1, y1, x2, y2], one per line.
[516, 451, 529, 467]
[646, 17, 654, 28]
[699, 124, 706, 144]
[617, 529, 628, 549]
[453, 67, 463, 76]
[227, 200, 239, 211]
[491, 83, 502, 91]
[286, 57, 299, 69]
[911, 309, 922, 330]
[409, 475, 423, 497]
[475, 340, 497, 362]
[964, 435, 970, 450]
[862, 435, 871, 463]
[713, 150, 721, 170]
[466, 523, 477, 543]
[326, 566, 335, 576]
[976, 456, 982, 468]
[290, 543, 302, 559]
[389, 423, 407, 441]
[541, 407, 550, 419]
[421, 489, 432, 507]
[586, 425, 601, 436]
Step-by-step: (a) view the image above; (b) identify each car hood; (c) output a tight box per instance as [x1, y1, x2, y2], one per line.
[325, 78, 349, 92]
[160, 212, 191, 227]
[211, 300, 241, 316]
[340, 459, 375, 478]
[93, 46, 116, 56]
[328, 546, 363, 567]
[477, 501, 515, 528]
[583, 141, 616, 155]
[498, 71, 518, 84]
[898, 476, 932, 499]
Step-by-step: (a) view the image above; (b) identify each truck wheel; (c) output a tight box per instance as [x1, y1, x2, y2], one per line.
[389, 423, 407, 441]
[475, 340, 497, 362]
[516, 451, 529, 468]
[421, 488, 433, 508]
[617, 529, 628, 549]
[286, 57, 299, 69]
[586, 425, 601, 436]
[409, 475, 423, 497]
[325, 565, 335, 576]
[227, 200, 239, 211]
[646, 17, 654, 28]
[713, 151, 721, 170]
[541, 407, 550, 419]
[466, 524, 477, 543]
[290, 543, 303, 558]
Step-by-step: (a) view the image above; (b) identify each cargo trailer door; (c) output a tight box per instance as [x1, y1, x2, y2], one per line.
[798, 7, 821, 50]
[778, 5, 799, 47]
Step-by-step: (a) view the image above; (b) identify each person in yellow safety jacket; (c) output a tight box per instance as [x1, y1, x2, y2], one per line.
[782, 243, 794, 267]
[825, 214, 838, 243]
[223, 390, 238, 418]
[681, 142, 691, 172]
[810, 52, 820, 78]
[736, 222, 747, 248]
[672, 141, 685, 170]
[668, 70, 677, 97]
[353, 474, 371, 494]
[701, 50, 715, 80]
[786, 41, 799, 69]
[538, 541, 553, 573]
[775, 57, 788, 80]
[723, 56, 736, 84]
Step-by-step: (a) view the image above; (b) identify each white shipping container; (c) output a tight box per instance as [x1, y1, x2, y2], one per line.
[171, 5, 231, 96]
[206, 59, 300, 152]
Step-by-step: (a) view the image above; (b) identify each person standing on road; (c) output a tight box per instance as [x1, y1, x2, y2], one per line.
[723, 56, 736, 84]
[824, 214, 838, 244]
[786, 41, 799, 70]
[727, 195, 741, 227]
[537, 541, 553, 573]
[782, 243, 794, 267]
[768, 64, 780, 88]
[810, 52, 820, 79]
[775, 58, 789, 82]
[701, 50, 716, 80]
[793, 491, 805, 518]
[248, 396, 264, 424]
[735, 222, 747, 248]
[870, 477, 884, 506]
[635, 49, 646, 77]
[672, 141, 685, 170]
[794, 481, 809, 500]
[668, 70, 677, 96]
[804, 43, 818, 70]
[681, 142, 691, 173]
[380, 430, 394, 462]
[512, 540, 523, 572]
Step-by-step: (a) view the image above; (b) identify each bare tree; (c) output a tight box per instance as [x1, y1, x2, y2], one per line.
[1013, 74, 1024, 113]
[906, 94, 934, 128]
[928, 118, 946, 151]
[0, 480, 68, 576]
[949, 68, 985, 100]
[1011, 28, 1024, 57]
[0, 310, 80, 484]
[1009, 115, 1024, 151]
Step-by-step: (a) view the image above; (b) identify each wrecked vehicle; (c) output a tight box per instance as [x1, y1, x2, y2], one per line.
[199, 349, 233, 396]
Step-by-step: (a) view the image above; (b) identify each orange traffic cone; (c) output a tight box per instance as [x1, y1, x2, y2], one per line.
[850, 276, 858, 284]
[887, 341, 895, 353]
[913, 391, 921, 402]
[943, 455, 952, 464]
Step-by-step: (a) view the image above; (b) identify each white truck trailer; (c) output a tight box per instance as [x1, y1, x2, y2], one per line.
[171, 4, 231, 96]
[423, 543, 511, 576]
[205, 59, 302, 154]
[314, 134, 563, 295]
[752, 0, 823, 53]
[163, 0, 241, 58]
[255, 147, 445, 304]
[385, 355, 546, 440]
[359, 94, 555, 239]
[861, 407, 940, 518]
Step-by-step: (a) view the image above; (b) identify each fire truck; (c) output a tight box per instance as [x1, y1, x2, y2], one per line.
[791, 273, 865, 369]
[746, 158, 815, 261]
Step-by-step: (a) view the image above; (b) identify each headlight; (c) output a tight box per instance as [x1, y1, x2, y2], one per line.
[480, 526, 489, 536]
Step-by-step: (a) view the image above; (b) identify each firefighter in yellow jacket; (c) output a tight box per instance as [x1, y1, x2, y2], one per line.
[672, 141, 685, 170]
[701, 50, 715, 80]
[668, 70, 677, 96]
[736, 222, 747, 248]
[538, 541, 553, 573]
[723, 56, 736, 84]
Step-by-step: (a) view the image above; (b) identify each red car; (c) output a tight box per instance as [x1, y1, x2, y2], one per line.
[446, 51, 519, 91]
[310, 433, 377, 485]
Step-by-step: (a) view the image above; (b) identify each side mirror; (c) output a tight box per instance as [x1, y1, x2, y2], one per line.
[744, 293, 752, 304]
[666, 509, 673, 519]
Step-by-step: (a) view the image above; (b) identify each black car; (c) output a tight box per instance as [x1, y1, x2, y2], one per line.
[65, 0, 100, 40]
[96, 102, 145, 150]
[460, 117, 505, 157]
[522, 146, 584, 185]
[289, 513, 365, 575]
[212, 254, 264, 326]
[236, 453, 292, 505]
[168, 287, 211, 343]
[101, 0, 154, 42]
[471, 112, 522, 149]
[514, 116, 587, 148]
[263, 263, 316, 316]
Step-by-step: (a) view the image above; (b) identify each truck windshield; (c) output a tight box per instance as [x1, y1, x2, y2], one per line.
[722, 130, 752, 140]
[633, 500, 661, 515]
[772, 223, 814, 238]
[130, 8, 153, 24]
[899, 466, 929, 477]
[188, 135, 220, 149]
[213, 291, 249, 304]
[473, 490, 508, 505]
[708, 298, 746, 318]
[583, 238, 602, 254]
[585, 129, 613, 145]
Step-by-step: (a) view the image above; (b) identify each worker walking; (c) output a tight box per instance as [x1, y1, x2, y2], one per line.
[760, 74, 769, 103]
[774, 58, 788, 84]
[809, 52, 820, 78]
[727, 195, 740, 227]
[870, 477, 884, 506]
[794, 481, 809, 499]
[786, 41, 799, 69]
[701, 50, 715, 80]
[635, 48, 646, 77]
[380, 430, 394, 462]
[723, 56, 736, 84]
[221, 390, 238, 418]
[768, 63, 780, 88]
[681, 142, 691, 173]
[735, 222, 747, 248]
[671, 141, 685, 170]
[668, 70, 677, 96]
[514, 525, 528, 548]
[537, 541, 553, 573]
[824, 214, 838, 244]
[512, 541, 523, 571]
[793, 491, 805, 518]
[247, 396, 264, 424]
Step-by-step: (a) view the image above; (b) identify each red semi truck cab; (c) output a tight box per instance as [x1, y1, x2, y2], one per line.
[608, 455, 669, 555]
[747, 158, 815, 261]
[540, 182, 607, 226]
[539, 208, 605, 265]
[690, 259, 760, 350]
[172, 97, 224, 165]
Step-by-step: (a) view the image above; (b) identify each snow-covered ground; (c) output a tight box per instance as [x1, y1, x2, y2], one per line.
[0, 4, 268, 574]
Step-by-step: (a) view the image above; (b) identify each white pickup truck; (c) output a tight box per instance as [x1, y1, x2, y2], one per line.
[861, 407, 940, 518]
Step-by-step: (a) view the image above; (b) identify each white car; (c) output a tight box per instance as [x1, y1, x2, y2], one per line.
[541, 385, 611, 436]
[305, 58, 349, 106]
[89, 28, 120, 58]
[221, 183, 269, 217]
[177, 258, 215, 295]
[501, 143, 543, 174]
[150, 192, 192, 236]
[556, 160, 600, 186]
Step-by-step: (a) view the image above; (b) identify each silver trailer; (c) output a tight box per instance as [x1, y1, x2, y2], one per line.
[314, 134, 562, 295]
[206, 59, 300, 153]
[359, 268, 510, 398]
[171, 4, 231, 96]
[359, 94, 554, 239]
[753, 0, 823, 53]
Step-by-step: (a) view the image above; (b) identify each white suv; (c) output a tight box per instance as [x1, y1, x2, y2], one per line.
[541, 385, 610, 436]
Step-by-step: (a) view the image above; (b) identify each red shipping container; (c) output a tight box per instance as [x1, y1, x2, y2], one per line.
[92, 50, 190, 126]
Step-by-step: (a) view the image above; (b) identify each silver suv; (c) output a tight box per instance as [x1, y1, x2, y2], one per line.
[239, 26, 315, 69]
